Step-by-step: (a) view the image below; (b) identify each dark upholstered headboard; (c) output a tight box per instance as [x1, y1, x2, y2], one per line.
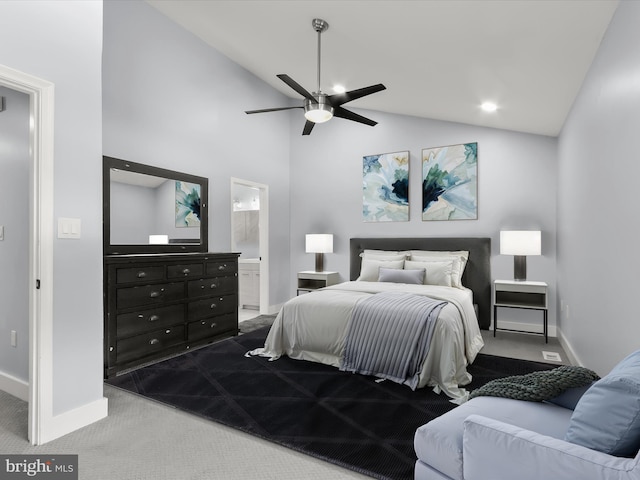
[349, 237, 491, 329]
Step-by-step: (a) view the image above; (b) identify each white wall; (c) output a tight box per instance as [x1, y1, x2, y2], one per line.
[0, 1, 104, 416]
[102, 0, 293, 307]
[558, 0, 638, 375]
[0, 87, 29, 383]
[289, 111, 558, 331]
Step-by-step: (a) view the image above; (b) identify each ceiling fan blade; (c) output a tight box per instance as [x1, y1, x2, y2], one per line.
[277, 74, 317, 103]
[329, 84, 386, 107]
[302, 120, 315, 136]
[245, 106, 302, 114]
[334, 107, 378, 126]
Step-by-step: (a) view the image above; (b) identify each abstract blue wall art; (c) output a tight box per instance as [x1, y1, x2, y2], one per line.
[362, 151, 409, 222]
[422, 142, 477, 221]
[175, 181, 201, 227]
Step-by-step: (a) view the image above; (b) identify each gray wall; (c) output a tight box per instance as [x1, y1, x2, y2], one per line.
[289, 112, 559, 331]
[0, 87, 29, 382]
[102, 0, 293, 306]
[558, 0, 639, 375]
[0, 1, 104, 415]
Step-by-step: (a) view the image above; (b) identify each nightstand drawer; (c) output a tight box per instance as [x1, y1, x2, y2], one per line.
[495, 290, 546, 308]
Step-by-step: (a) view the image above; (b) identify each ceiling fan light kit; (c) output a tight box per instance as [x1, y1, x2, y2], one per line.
[245, 18, 386, 135]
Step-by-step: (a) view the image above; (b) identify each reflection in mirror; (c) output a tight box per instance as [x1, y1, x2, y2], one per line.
[110, 169, 201, 245]
[103, 156, 208, 254]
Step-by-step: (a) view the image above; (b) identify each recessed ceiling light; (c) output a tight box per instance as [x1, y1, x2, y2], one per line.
[333, 84, 346, 94]
[481, 102, 498, 112]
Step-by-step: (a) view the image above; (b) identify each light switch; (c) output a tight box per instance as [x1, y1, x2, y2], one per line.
[0, 225, 4, 241]
[58, 218, 81, 239]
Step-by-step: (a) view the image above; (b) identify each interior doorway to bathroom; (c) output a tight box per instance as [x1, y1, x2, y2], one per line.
[230, 178, 269, 321]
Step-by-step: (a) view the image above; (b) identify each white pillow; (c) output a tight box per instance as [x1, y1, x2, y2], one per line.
[409, 250, 469, 288]
[357, 259, 405, 282]
[404, 259, 454, 287]
[361, 249, 409, 261]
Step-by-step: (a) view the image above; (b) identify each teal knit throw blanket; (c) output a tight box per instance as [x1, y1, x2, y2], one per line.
[469, 365, 600, 402]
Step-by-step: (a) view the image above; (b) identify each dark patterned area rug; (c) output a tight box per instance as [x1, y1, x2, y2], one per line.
[106, 327, 555, 480]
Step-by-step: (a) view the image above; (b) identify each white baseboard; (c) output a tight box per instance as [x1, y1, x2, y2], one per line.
[0, 370, 28, 401]
[41, 397, 108, 444]
[556, 327, 582, 366]
[492, 320, 557, 338]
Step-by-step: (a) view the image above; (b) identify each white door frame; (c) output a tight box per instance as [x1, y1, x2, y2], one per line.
[0, 64, 55, 445]
[230, 177, 269, 314]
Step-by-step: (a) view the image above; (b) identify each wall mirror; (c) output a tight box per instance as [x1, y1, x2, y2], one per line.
[103, 156, 208, 254]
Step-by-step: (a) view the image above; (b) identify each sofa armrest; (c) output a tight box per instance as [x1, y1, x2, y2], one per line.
[462, 415, 639, 480]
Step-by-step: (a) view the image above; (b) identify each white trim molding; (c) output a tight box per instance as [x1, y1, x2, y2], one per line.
[0, 370, 29, 402]
[0, 63, 107, 445]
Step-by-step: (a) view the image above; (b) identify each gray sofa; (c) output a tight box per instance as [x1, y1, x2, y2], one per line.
[414, 350, 640, 480]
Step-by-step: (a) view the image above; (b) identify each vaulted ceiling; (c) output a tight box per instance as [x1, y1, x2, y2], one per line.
[147, 0, 618, 137]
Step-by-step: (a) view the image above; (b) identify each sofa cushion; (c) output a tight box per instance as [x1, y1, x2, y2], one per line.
[414, 396, 572, 480]
[565, 350, 640, 457]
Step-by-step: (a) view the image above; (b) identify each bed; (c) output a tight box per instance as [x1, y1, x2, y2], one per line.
[250, 237, 491, 402]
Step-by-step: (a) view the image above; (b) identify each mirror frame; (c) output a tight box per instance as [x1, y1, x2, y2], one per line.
[103, 156, 209, 255]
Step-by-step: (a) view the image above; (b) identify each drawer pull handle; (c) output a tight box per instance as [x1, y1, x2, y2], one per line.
[149, 289, 164, 298]
[182, 268, 191, 275]
[210, 303, 217, 309]
[137, 271, 146, 278]
[148, 315, 160, 322]
[210, 322, 217, 329]
[149, 338, 160, 345]
[218, 265, 226, 271]
[165, 329, 171, 334]
[210, 283, 217, 289]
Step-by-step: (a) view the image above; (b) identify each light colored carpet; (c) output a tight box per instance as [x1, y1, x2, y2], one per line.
[0, 386, 368, 480]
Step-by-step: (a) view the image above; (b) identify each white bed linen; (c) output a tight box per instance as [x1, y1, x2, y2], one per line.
[249, 281, 484, 402]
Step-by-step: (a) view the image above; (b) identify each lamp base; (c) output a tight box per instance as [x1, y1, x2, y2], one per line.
[315, 253, 324, 272]
[513, 256, 527, 281]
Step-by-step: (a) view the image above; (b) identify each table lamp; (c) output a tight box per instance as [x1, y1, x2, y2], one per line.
[500, 230, 541, 281]
[305, 234, 333, 272]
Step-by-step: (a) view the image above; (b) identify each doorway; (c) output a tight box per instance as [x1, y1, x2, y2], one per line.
[0, 64, 54, 445]
[230, 178, 269, 318]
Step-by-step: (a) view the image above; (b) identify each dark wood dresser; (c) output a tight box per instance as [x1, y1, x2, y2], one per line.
[104, 252, 239, 378]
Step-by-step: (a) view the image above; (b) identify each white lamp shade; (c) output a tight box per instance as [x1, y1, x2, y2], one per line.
[149, 234, 169, 245]
[500, 230, 541, 256]
[305, 234, 333, 253]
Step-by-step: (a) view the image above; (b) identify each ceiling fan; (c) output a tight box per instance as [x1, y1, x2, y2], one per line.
[245, 18, 386, 136]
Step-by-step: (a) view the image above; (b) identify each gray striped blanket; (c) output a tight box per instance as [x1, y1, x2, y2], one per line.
[340, 291, 447, 390]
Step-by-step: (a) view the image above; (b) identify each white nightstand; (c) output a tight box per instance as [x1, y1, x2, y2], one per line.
[297, 271, 340, 295]
[493, 280, 548, 343]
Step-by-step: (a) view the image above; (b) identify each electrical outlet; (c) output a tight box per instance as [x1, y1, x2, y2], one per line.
[11, 330, 17, 347]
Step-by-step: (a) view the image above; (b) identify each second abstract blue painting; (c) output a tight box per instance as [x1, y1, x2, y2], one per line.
[422, 143, 477, 221]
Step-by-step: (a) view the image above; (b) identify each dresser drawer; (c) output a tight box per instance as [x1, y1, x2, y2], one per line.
[187, 276, 237, 298]
[187, 313, 237, 342]
[206, 260, 238, 276]
[188, 294, 236, 320]
[116, 282, 184, 310]
[116, 304, 184, 338]
[117, 325, 185, 364]
[167, 263, 204, 279]
[116, 266, 164, 284]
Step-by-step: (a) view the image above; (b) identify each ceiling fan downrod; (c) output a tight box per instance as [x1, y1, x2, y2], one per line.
[312, 18, 329, 94]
